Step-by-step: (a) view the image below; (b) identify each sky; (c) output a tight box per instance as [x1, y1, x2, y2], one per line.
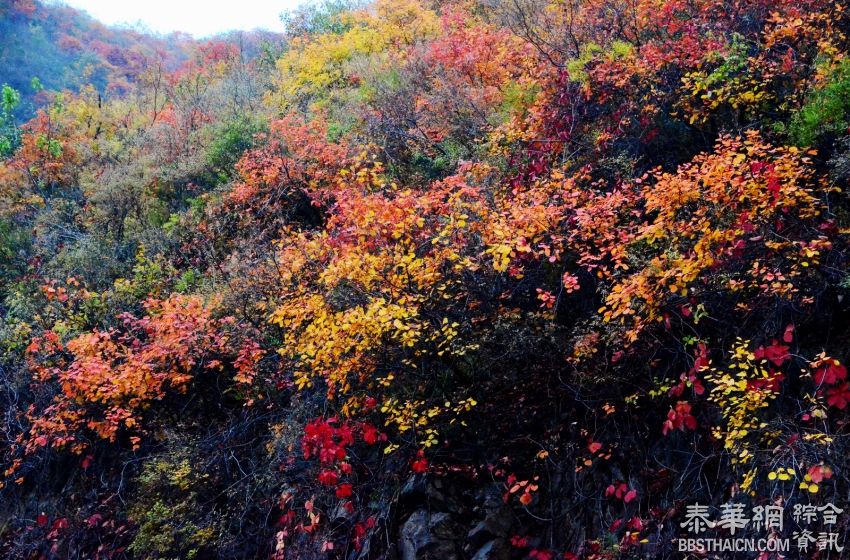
[60, 0, 304, 38]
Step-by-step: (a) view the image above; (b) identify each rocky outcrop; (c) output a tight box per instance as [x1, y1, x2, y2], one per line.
[399, 510, 461, 560]
[394, 481, 515, 560]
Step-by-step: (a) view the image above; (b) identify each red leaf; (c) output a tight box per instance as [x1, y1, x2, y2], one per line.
[826, 383, 850, 409]
[335, 483, 353, 499]
[318, 470, 339, 486]
[807, 465, 832, 483]
[411, 457, 428, 474]
[754, 341, 790, 367]
[783, 324, 795, 343]
[815, 361, 847, 386]
[361, 423, 379, 445]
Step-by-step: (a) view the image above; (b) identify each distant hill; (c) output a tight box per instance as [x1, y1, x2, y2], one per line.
[0, 0, 282, 120]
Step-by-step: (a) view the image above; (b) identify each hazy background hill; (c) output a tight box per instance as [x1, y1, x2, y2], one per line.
[0, 0, 282, 120]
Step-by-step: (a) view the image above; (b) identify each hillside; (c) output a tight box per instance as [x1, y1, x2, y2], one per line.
[1, 0, 850, 559]
[0, 0, 281, 121]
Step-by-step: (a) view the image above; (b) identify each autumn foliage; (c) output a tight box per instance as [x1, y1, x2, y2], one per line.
[2, 0, 850, 558]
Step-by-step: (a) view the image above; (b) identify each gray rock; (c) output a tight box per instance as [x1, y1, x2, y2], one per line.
[399, 476, 448, 507]
[471, 539, 510, 560]
[399, 510, 460, 560]
[467, 505, 512, 546]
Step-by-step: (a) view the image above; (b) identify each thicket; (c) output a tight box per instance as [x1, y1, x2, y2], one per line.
[1, 0, 850, 558]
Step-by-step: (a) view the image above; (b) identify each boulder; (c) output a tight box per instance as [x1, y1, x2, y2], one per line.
[399, 510, 460, 560]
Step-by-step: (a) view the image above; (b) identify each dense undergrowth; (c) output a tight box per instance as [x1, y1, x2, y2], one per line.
[2, 0, 850, 558]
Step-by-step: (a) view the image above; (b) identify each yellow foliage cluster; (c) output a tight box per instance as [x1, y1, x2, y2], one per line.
[705, 339, 779, 467]
[270, 0, 439, 108]
[269, 167, 478, 397]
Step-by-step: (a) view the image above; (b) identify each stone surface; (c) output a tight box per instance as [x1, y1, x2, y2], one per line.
[471, 539, 510, 560]
[399, 510, 460, 560]
[467, 505, 512, 546]
[467, 487, 513, 547]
